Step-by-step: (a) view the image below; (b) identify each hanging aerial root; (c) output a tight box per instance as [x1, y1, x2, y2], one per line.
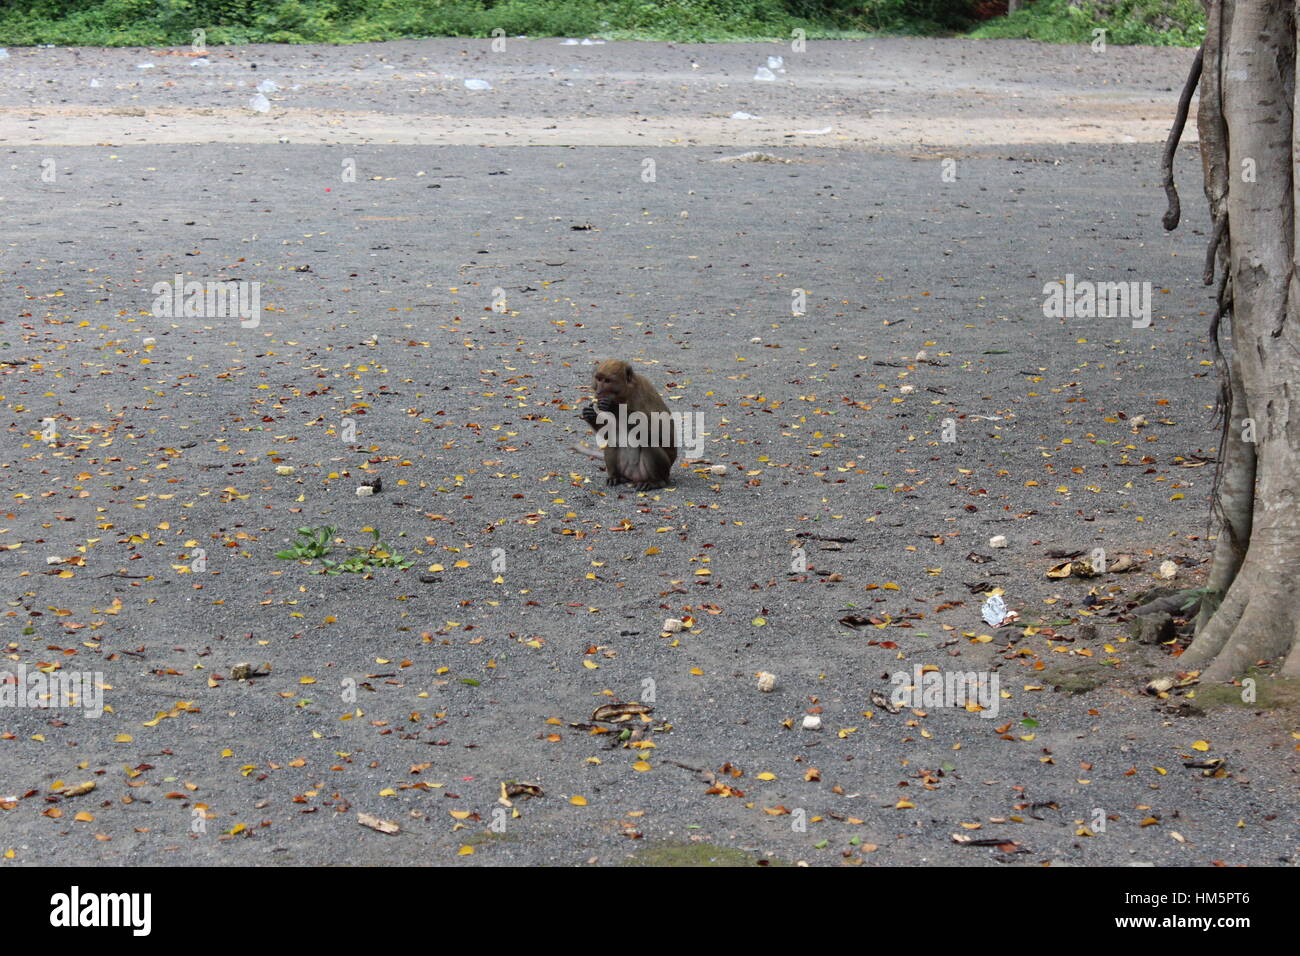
[1203, 212, 1227, 285]
[1161, 45, 1204, 232]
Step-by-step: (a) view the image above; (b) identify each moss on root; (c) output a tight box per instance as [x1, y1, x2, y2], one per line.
[1040, 664, 1113, 695]
[1190, 670, 1300, 716]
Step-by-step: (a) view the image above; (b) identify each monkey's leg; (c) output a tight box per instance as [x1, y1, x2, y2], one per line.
[633, 448, 672, 491]
[603, 447, 625, 486]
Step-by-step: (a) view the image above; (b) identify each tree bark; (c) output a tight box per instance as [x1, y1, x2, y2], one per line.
[1167, 0, 1300, 685]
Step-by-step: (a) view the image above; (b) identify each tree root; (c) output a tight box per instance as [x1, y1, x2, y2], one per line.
[1160, 45, 1203, 232]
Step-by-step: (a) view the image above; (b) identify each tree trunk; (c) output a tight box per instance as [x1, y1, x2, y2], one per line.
[1168, 0, 1300, 684]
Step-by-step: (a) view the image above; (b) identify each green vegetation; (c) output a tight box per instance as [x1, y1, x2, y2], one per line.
[275, 525, 336, 561]
[318, 527, 414, 575]
[970, 0, 1205, 46]
[0, 1, 1203, 46]
[275, 525, 413, 574]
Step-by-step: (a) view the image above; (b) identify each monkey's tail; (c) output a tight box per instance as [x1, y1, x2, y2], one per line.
[570, 443, 603, 459]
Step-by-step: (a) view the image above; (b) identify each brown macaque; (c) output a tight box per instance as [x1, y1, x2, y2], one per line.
[579, 359, 678, 491]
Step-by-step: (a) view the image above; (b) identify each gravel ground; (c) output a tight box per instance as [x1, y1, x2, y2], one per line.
[1, 37, 1295, 868]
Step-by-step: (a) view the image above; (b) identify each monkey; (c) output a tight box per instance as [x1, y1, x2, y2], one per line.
[579, 359, 678, 491]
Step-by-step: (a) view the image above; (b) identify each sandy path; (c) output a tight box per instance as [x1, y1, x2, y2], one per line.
[0, 37, 1197, 147]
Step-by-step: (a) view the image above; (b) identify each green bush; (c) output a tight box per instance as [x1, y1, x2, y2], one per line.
[0, 0, 1202, 45]
[970, 0, 1204, 46]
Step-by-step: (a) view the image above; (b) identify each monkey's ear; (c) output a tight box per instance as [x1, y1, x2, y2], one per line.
[624, 364, 634, 382]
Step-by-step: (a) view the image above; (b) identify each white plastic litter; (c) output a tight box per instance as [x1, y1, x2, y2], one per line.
[753, 67, 776, 81]
[464, 78, 492, 90]
[767, 55, 784, 71]
[981, 593, 1008, 627]
[580, 38, 605, 44]
[89, 78, 101, 87]
[249, 93, 271, 113]
[0, 49, 9, 60]
[136, 62, 154, 69]
[796, 126, 834, 135]
[256, 80, 278, 93]
[560, 38, 579, 44]
[730, 111, 758, 120]
[192, 58, 209, 66]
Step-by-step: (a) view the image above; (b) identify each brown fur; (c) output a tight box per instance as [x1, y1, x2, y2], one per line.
[580, 359, 678, 491]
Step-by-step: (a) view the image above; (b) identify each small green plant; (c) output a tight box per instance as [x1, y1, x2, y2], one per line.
[1180, 586, 1217, 612]
[276, 525, 336, 561]
[319, 528, 414, 575]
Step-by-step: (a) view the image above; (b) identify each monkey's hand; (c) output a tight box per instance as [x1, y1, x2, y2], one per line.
[596, 398, 619, 414]
[580, 404, 600, 428]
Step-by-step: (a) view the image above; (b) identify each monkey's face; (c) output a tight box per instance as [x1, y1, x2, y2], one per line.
[593, 360, 632, 405]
